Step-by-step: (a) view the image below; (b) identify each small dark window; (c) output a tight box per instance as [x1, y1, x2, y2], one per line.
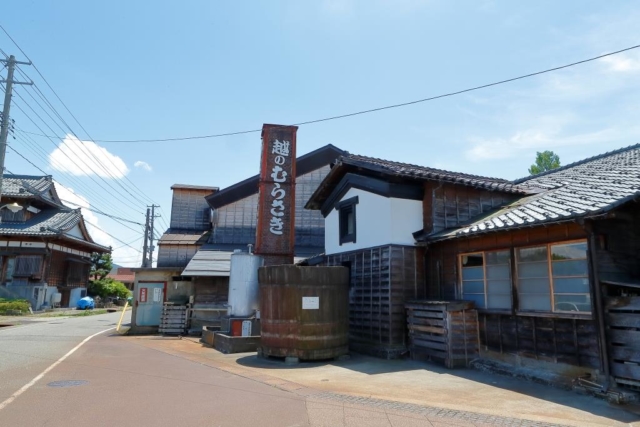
[337, 196, 358, 245]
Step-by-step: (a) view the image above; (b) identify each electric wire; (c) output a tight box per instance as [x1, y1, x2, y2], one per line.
[9, 43, 640, 143]
[0, 27, 159, 207]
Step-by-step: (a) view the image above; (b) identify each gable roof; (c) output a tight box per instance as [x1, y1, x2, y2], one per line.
[306, 153, 528, 210]
[426, 144, 640, 242]
[206, 144, 346, 209]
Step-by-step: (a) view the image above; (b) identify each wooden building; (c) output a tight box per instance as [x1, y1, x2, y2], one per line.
[307, 144, 640, 390]
[0, 174, 110, 310]
[133, 145, 346, 332]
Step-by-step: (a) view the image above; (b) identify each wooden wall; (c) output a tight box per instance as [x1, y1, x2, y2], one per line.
[426, 222, 601, 369]
[423, 182, 517, 235]
[426, 222, 586, 299]
[323, 245, 425, 357]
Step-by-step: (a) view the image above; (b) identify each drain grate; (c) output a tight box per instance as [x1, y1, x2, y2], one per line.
[47, 380, 88, 388]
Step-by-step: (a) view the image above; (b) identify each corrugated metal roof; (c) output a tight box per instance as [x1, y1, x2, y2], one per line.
[181, 250, 233, 277]
[428, 144, 640, 241]
[158, 229, 209, 245]
[171, 184, 219, 191]
[181, 249, 304, 277]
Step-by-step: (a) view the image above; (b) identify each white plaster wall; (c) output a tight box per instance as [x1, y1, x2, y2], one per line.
[325, 188, 422, 255]
[65, 224, 84, 239]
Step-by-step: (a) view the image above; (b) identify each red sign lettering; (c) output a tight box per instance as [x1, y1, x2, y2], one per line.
[139, 287, 147, 303]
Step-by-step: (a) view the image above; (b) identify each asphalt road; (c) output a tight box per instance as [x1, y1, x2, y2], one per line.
[0, 313, 310, 427]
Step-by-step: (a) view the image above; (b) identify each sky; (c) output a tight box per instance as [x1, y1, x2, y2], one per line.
[1, 1, 640, 267]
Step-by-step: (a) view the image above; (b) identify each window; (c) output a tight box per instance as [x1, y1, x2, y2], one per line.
[337, 196, 358, 245]
[5, 257, 15, 282]
[516, 241, 590, 313]
[460, 250, 512, 310]
[14, 255, 43, 277]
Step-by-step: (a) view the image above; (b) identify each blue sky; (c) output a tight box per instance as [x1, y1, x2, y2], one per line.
[2, 1, 640, 266]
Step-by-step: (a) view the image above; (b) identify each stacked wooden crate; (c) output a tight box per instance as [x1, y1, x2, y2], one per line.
[406, 300, 479, 368]
[159, 303, 188, 335]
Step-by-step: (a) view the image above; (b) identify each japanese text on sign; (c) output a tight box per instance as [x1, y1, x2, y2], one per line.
[139, 287, 147, 303]
[269, 139, 290, 235]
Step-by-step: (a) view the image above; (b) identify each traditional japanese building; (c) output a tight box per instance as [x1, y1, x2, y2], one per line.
[307, 144, 640, 390]
[0, 174, 110, 310]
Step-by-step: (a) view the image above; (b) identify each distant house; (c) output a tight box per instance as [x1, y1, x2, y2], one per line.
[307, 145, 640, 390]
[107, 267, 135, 290]
[0, 174, 110, 310]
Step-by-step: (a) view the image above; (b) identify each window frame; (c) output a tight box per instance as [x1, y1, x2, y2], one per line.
[514, 239, 591, 315]
[337, 196, 358, 245]
[458, 249, 513, 313]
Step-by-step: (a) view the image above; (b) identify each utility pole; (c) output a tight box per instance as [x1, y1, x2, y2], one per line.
[0, 55, 33, 207]
[140, 205, 160, 268]
[141, 208, 150, 267]
[149, 204, 157, 267]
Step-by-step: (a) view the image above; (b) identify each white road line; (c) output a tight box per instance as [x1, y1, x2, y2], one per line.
[0, 327, 114, 412]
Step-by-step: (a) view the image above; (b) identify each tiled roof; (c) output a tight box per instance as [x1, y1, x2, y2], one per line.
[2, 174, 54, 197]
[341, 154, 528, 194]
[429, 144, 640, 241]
[0, 208, 82, 236]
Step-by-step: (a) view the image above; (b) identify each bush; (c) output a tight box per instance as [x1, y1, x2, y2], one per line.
[0, 298, 31, 314]
[88, 278, 131, 300]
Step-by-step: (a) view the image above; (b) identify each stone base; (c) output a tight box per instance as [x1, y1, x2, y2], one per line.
[213, 333, 260, 354]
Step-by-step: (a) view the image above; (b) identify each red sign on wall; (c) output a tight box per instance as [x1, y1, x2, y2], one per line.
[255, 124, 297, 266]
[139, 287, 147, 303]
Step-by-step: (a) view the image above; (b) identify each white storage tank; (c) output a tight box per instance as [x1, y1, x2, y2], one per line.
[228, 251, 264, 317]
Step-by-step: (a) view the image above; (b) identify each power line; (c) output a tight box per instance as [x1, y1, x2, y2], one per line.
[2, 88, 146, 217]
[11, 43, 640, 143]
[83, 218, 142, 253]
[0, 25, 158, 207]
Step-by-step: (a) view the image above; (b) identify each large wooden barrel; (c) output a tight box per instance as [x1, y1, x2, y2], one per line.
[259, 265, 349, 360]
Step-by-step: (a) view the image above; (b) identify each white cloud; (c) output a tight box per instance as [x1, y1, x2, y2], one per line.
[49, 134, 129, 178]
[466, 128, 617, 161]
[600, 54, 640, 73]
[134, 160, 152, 172]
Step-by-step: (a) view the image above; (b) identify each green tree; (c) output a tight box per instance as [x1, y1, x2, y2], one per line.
[90, 252, 113, 281]
[88, 277, 131, 299]
[528, 150, 561, 175]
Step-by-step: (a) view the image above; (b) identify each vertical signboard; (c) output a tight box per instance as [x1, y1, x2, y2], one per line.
[255, 124, 297, 266]
[139, 287, 147, 303]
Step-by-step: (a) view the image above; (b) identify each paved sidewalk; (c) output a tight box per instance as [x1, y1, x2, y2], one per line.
[125, 336, 640, 427]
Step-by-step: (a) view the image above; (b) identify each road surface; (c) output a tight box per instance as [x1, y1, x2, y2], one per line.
[0, 312, 310, 427]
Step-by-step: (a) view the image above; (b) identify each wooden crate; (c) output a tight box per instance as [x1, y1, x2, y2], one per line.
[406, 300, 479, 368]
[159, 303, 188, 335]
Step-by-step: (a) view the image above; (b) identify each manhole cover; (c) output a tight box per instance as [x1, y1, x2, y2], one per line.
[47, 380, 88, 388]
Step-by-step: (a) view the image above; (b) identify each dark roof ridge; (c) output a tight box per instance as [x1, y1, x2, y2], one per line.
[342, 153, 511, 183]
[2, 173, 53, 180]
[512, 143, 640, 184]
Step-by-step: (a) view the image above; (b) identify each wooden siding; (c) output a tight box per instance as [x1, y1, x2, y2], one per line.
[157, 244, 199, 268]
[46, 250, 67, 287]
[479, 314, 599, 368]
[423, 182, 516, 235]
[323, 245, 425, 357]
[170, 188, 213, 231]
[211, 166, 329, 252]
[425, 222, 601, 369]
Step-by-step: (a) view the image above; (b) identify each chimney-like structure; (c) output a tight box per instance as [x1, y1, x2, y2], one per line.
[255, 124, 298, 266]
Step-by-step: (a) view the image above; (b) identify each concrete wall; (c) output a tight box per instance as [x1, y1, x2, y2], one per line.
[325, 188, 423, 255]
